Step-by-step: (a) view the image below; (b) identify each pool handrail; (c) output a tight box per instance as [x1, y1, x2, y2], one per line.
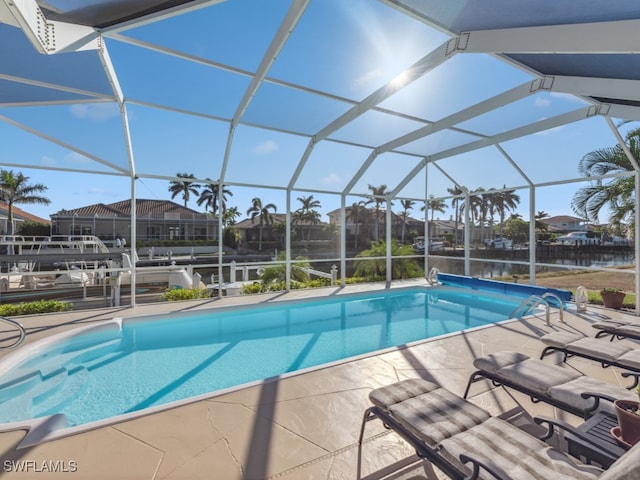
[510, 295, 552, 326]
[0, 316, 26, 349]
[540, 292, 565, 322]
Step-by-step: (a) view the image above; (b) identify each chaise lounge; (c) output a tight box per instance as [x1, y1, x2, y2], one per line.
[358, 378, 638, 480]
[463, 351, 638, 418]
[539, 331, 640, 388]
[592, 319, 640, 342]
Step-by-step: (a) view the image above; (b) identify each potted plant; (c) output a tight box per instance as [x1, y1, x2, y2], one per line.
[600, 287, 626, 309]
[614, 384, 640, 447]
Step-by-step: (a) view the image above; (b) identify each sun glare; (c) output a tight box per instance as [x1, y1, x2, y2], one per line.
[390, 71, 411, 89]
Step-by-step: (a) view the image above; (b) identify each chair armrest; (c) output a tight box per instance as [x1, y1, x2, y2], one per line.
[621, 371, 640, 390]
[459, 453, 512, 480]
[580, 391, 616, 416]
[534, 416, 621, 459]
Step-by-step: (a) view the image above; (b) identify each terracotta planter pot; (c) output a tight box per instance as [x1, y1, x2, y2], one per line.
[614, 399, 640, 446]
[601, 291, 625, 309]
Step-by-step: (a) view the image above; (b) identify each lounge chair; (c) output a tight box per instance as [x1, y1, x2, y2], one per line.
[592, 320, 640, 342]
[540, 331, 640, 387]
[358, 378, 637, 480]
[463, 351, 638, 419]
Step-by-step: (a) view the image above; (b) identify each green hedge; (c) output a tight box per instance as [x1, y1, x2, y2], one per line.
[0, 299, 70, 316]
[160, 287, 212, 301]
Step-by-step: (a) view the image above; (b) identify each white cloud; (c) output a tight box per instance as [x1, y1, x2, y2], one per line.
[252, 140, 279, 155]
[41, 155, 57, 166]
[321, 172, 342, 185]
[534, 97, 551, 107]
[353, 69, 385, 89]
[69, 103, 120, 121]
[64, 152, 91, 164]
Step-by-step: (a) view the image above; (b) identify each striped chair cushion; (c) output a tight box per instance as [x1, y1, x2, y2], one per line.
[388, 386, 490, 447]
[541, 332, 633, 363]
[439, 417, 603, 480]
[475, 352, 581, 393]
[548, 376, 638, 415]
[369, 378, 441, 409]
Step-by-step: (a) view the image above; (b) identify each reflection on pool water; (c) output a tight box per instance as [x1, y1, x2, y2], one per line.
[0, 286, 529, 436]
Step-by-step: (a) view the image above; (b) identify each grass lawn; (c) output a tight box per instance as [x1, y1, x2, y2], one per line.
[497, 267, 637, 309]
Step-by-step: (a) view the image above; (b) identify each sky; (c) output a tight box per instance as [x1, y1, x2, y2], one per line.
[1, 0, 638, 227]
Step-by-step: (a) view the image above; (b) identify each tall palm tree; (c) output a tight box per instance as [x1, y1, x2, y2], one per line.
[168, 173, 201, 207]
[447, 186, 464, 248]
[460, 190, 483, 243]
[271, 220, 287, 250]
[246, 197, 277, 251]
[366, 184, 388, 242]
[572, 127, 639, 226]
[197, 180, 232, 215]
[535, 211, 550, 234]
[0, 169, 50, 235]
[399, 199, 415, 244]
[492, 187, 521, 237]
[347, 201, 369, 250]
[421, 195, 446, 239]
[294, 195, 322, 241]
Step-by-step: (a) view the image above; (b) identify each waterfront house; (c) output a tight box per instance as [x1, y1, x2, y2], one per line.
[50, 199, 217, 244]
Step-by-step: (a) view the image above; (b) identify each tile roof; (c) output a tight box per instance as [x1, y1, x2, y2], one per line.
[0, 203, 50, 224]
[51, 199, 207, 219]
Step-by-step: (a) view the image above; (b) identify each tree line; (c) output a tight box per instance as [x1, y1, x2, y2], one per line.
[2, 123, 637, 245]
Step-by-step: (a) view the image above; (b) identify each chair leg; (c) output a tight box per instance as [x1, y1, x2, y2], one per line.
[357, 407, 377, 480]
[463, 371, 483, 398]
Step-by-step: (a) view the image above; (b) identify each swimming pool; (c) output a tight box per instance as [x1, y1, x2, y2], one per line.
[0, 286, 531, 444]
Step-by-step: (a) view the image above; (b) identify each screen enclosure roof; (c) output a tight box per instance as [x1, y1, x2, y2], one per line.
[1, 0, 640, 206]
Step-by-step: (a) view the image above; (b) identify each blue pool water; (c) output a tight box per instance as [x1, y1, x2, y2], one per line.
[0, 287, 527, 429]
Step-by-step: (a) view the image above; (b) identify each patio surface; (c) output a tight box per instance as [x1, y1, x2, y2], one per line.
[0, 280, 637, 479]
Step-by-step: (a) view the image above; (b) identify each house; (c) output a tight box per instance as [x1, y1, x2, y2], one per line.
[50, 199, 217, 243]
[0, 204, 50, 235]
[541, 215, 590, 233]
[234, 213, 330, 251]
[326, 207, 424, 243]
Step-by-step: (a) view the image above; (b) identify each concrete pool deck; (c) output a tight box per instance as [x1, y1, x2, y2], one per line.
[0, 280, 638, 479]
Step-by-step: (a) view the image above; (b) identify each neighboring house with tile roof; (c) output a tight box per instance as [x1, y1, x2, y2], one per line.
[326, 207, 424, 243]
[0, 203, 50, 235]
[50, 199, 217, 243]
[540, 215, 591, 233]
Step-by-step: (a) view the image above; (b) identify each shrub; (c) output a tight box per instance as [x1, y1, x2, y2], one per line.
[242, 282, 264, 295]
[0, 299, 70, 316]
[354, 241, 423, 281]
[161, 288, 212, 302]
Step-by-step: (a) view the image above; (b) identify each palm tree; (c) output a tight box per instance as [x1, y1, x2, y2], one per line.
[197, 180, 232, 215]
[398, 199, 415, 244]
[572, 127, 639, 226]
[246, 197, 277, 251]
[222, 206, 241, 228]
[294, 195, 322, 241]
[421, 195, 446, 240]
[460, 190, 482, 243]
[168, 173, 201, 207]
[0, 169, 50, 235]
[447, 186, 464, 248]
[535, 211, 550, 234]
[366, 184, 388, 242]
[492, 187, 521, 237]
[271, 220, 287, 250]
[347, 201, 369, 250]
